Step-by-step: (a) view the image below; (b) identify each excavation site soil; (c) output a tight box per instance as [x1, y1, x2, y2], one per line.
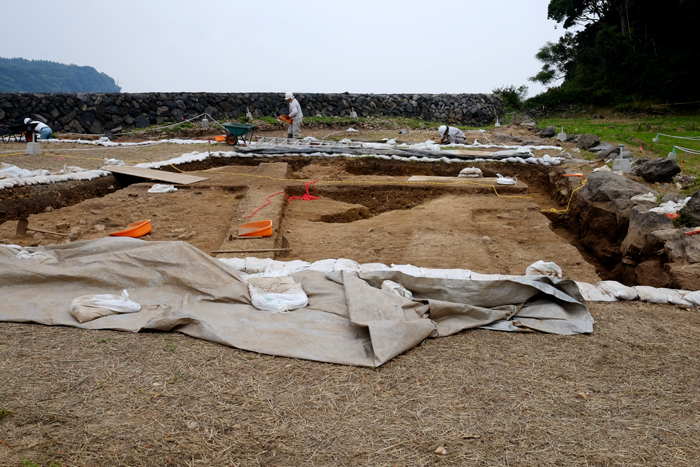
[0, 123, 698, 466]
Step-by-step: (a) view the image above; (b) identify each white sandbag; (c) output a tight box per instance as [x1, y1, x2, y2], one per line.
[334, 258, 360, 273]
[102, 157, 126, 167]
[244, 257, 273, 274]
[496, 174, 517, 185]
[70, 290, 141, 323]
[265, 259, 312, 277]
[575, 281, 612, 302]
[60, 165, 89, 174]
[359, 263, 391, 274]
[525, 261, 563, 278]
[631, 192, 656, 203]
[148, 184, 177, 193]
[684, 291, 700, 306]
[218, 257, 246, 272]
[391, 263, 425, 277]
[246, 276, 308, 313]
[664, 289, 693, 306]
[596, 280, 639, 301]
[309, 259, 337, 273]
[633, 286, 692, 305]
[1, 163, 33, 178]
[381, 280, 413, 300]
[459, 167, 483, 178]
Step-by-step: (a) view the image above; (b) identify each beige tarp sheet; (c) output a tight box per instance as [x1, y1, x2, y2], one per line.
[0, 238, 593, 367]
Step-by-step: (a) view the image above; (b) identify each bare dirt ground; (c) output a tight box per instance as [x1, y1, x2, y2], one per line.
[1, 301, 699, 467]
[1, 124, 698, 466]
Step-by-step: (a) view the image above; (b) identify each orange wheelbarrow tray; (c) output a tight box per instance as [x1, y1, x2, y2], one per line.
[109, 220, 152, 238]
[238, 220, 273, 237]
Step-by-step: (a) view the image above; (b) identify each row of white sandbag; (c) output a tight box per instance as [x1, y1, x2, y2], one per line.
[218, 257, 700, 306]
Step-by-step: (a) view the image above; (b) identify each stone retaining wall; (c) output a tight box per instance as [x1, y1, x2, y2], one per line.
[0, 92, 504, 134]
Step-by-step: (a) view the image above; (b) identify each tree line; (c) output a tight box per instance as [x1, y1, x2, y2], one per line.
[499, 0, 700, 109]
[0, 58, 121, 93]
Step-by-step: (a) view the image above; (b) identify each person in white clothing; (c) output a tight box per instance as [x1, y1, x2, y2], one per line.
[24, 118, 53, 140]
[438, 125, 466, 145]
[284, 92, 303, 139]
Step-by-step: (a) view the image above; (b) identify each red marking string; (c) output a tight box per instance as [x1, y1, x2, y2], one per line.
[245, 180, 320, 218]
[287, 180, 320, 202]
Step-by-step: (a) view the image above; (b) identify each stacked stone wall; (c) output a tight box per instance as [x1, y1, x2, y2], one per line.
[0, 92, 504, 134]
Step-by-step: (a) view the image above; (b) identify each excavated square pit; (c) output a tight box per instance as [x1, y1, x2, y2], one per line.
[0, 159, 600, 283]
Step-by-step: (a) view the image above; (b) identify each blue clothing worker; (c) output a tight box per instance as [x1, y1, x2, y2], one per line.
[24, 118, 53, 140]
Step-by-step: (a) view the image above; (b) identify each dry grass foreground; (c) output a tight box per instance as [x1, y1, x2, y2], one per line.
[1, 302, 699, 466]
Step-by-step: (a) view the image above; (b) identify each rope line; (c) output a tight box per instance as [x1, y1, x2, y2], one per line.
[540, 179, 587, 213]
[246, 192, 286, 218]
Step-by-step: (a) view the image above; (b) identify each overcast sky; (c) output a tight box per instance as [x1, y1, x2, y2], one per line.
[2, 0, 563, 97]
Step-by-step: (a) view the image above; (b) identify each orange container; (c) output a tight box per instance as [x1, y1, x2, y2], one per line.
[214, 135, 226, 142]
[109, 220, 152, 238]
[238, 220, 272, 237]
[278, 115, 292, 124]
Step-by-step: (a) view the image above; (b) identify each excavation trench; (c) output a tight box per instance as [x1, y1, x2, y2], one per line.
[0, 158, 627, 285]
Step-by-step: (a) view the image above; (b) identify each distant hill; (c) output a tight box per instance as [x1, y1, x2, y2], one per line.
[0, 58, 121, 93]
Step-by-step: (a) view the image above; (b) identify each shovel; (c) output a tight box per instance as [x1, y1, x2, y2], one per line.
[16, 218, 71, 238]
[211, 236, 291, 257]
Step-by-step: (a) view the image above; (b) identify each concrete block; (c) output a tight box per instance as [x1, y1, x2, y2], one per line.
[613, 158, 631, 173]
[25, 142, 42, 155]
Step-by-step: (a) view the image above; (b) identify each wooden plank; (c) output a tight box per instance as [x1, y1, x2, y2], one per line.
[106, 166, 208, 184]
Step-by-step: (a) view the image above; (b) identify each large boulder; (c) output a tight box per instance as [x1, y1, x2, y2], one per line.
[666, 262, 700, 291]
[665, 228, 700, 264]
[540, 126, 556, 138]
[576, 133, 600, 150]
[633, 158, 681, 182]
[590, 141, 619, 160]
[680, 190, 700, 226]
[621, 205, 674, 258]
[134, 114, 150, 128]
[582, 171, 658, 205]
[569, 172, 659, 264]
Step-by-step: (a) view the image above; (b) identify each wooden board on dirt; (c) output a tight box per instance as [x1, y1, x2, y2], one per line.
[106, 166, 208, 184]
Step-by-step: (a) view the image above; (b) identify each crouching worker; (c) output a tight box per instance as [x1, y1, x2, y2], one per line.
[24, 118, 53, 140]
[284, 92, 303, 139]
[438, 125, 465, 145]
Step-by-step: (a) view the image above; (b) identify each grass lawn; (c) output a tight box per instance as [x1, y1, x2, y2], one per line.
[538, 115, 700, 177]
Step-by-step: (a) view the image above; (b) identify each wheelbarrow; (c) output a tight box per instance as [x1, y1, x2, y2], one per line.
[0, 123, 29, 143]
[222, 123, 258, 146]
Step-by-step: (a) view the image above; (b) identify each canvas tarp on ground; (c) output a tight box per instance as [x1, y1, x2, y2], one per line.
[0, 238, 593, 367]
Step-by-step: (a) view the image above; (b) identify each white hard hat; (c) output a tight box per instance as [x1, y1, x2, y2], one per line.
[438, 125, 447, 135]
[285, 92, 294, 100]
[24, 118, 31, 124]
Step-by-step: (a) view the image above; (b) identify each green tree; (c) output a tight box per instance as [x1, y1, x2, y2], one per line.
[0, 58, 120, 93]
[529, 0, 700, 106]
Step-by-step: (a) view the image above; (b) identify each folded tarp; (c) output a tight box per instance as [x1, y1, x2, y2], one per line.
[0, 238, 593, 367]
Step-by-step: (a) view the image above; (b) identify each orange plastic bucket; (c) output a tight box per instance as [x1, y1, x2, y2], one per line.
[238, 220, 273, 237]
[109, 220, 152, 238]
[278, 115, 292, 124]
[214, 135, 226, 142]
